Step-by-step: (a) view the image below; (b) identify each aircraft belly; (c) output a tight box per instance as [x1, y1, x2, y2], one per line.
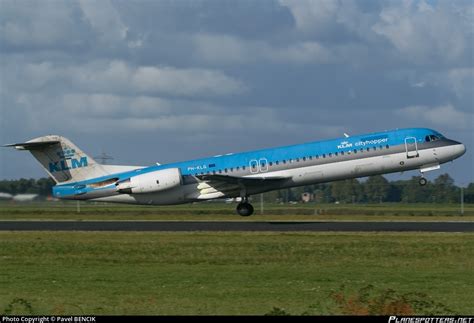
[92, 185, 189, 205]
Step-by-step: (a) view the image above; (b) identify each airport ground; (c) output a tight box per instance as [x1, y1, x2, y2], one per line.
[0, 202, 473, 315]
[0, 201, 473, 221]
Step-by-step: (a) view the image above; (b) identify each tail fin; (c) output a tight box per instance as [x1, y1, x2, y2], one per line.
[5, 135, 109, 183]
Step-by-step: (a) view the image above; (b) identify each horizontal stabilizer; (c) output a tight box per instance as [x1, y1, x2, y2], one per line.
[4, 140, 60, 150]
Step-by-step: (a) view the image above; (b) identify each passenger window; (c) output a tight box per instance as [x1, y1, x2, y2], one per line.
[341, 151, 344, 155]
[366, 148, 370, 152]
[328, 153, 332, 157]
[353, 149, 357, 154]
[276, 161, 279, 165]
[303, 157, 306, 161]
[242, 166, 246, 170]
[386, 145, 389, 149]
[322, 154, 326, 158]
[269, 162, 273, 166]
[296, 158, 299, 162]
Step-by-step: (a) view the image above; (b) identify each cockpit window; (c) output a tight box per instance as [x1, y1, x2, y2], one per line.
[425, 135, 441, 142]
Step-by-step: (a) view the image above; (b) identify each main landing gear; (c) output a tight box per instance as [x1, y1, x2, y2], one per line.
[236, 197, 254, 216]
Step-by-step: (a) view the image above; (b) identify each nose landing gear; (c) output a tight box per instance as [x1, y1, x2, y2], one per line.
[419, 177, 427, 186]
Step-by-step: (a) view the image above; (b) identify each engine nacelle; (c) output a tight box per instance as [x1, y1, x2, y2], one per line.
[116, 168, 182, 194]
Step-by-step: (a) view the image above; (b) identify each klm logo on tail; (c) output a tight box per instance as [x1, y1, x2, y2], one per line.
[49, 148, 88, 173]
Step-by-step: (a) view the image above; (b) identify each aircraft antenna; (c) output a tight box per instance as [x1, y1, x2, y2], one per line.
[94, 150, 114, 165]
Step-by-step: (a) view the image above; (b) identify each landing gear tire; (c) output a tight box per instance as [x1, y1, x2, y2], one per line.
[419, 177, 427, 186]
[236, 202, 254, 217]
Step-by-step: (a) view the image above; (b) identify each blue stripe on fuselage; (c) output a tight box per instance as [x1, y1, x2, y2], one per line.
[55, 128, 442, 190]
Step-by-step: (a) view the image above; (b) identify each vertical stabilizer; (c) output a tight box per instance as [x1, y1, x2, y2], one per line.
[5, 135, 109, 183]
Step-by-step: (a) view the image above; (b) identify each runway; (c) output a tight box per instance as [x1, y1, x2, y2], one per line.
[0, 221, 473, 232]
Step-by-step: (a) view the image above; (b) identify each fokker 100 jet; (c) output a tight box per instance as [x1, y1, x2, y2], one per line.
[6, 128, 466, 216]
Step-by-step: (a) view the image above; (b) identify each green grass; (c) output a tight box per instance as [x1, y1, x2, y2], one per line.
[0, 202, 473, 221]
[0, 232, 472, 315]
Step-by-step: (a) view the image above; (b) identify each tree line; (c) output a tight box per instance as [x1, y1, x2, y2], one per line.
[0, 174, 473, 203]
[266, 173, 474, 204]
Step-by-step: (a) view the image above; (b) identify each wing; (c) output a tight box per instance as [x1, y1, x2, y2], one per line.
[190, 174, 290, 200]
[196, 174, 288, 185]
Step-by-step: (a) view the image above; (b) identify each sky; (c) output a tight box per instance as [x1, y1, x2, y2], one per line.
[0, 0, 473, 185]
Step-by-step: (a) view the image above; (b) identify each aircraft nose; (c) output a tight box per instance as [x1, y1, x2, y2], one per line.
[452, 142, 466, 159]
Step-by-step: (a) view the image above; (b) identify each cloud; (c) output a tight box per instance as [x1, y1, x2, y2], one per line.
[279, 0, 340, 32]
[78, 0, 128, 44]
[4, 60, 245, 98]
[14, 91, 299, 136]
[1, 0, 472, 184]
[395, 104, 472, 130]
[0, 1, 83, 48]
[372, 1, 471, 63]
[193, 33, 333, 64]
[446, 68, 474, 100]
[131, 65, 245, 96]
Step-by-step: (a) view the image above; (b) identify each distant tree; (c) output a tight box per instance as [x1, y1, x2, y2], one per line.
[364, 175, 390, 203]
[465, 183, 474, 203]
[0, 178, 54, 197]
[400, 177, 433, 203]
[331, 179, 363, 203]
[37, 178, 55, 196]
[312, 183, 332, 203]
[386, 180, 403, 202]
[262, 190, 279, 203]
[432, 174, 457, 203]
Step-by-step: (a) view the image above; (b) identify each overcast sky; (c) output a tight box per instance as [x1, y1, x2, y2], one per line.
[1, 0, 473, 184]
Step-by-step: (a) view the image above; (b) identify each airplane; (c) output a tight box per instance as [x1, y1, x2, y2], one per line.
[5, 128, 466, 216]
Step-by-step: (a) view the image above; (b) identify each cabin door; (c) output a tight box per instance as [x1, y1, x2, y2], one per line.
[405, 137, 419, 158]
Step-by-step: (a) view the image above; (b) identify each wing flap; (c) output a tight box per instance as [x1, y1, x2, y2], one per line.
[196, 174, 289, 185]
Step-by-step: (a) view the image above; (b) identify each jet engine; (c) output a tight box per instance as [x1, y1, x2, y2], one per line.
[116, 168, 182, 194]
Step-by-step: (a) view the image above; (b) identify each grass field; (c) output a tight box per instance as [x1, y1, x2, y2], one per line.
[0, 232, 473, 315]
[0, 201, 473, 221]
